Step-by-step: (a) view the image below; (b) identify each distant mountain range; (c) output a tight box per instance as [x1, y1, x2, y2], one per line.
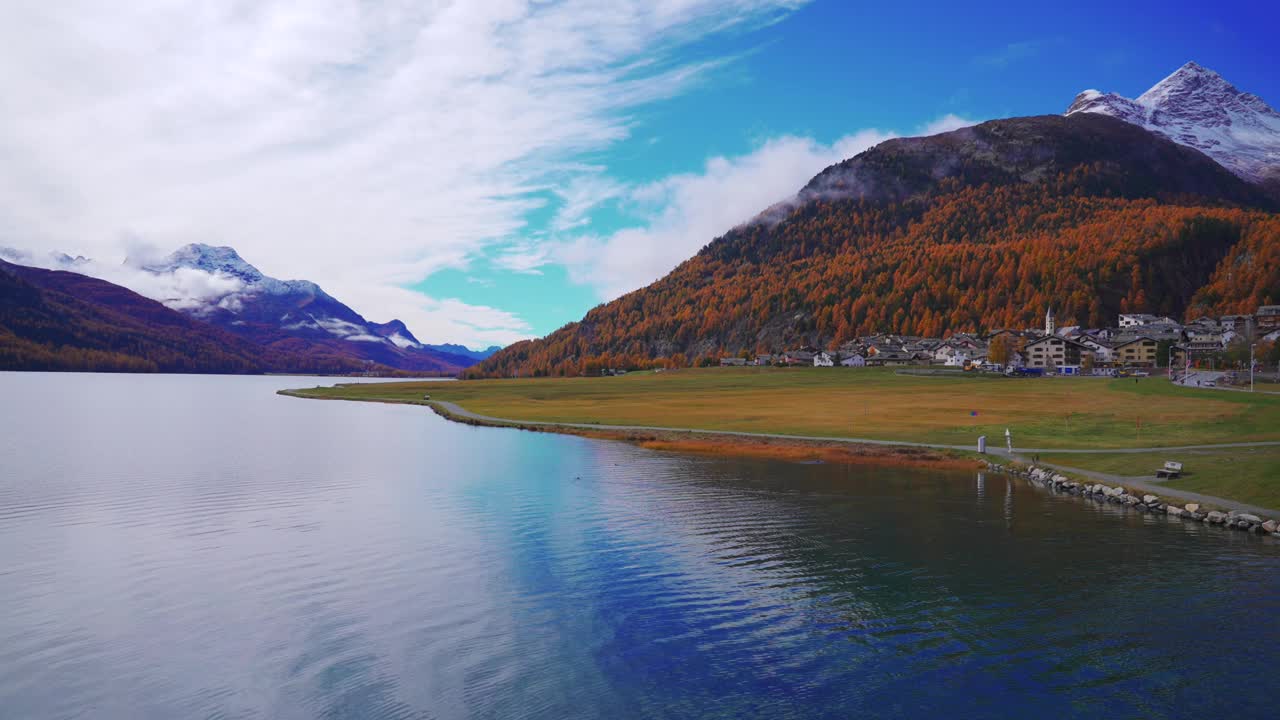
[473, 63, 1280, 378]
[133, 244, 495, 372]
[1, 244, 498, 374]
[0, 258, 367, 373]
[6, 62, 1277, 379]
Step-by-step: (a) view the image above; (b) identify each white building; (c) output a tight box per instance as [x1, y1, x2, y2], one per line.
[814, 351, 834, 367]
[840, 354, 866, 367]
[1077, 336, 1113, 364]
[1119, 313, 1176, 328]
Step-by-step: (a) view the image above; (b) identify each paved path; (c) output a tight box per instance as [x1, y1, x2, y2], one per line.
[1173, 370, 1280, 395]
[1014, 457, 1280, 517]
[431, 401, 1280, 516]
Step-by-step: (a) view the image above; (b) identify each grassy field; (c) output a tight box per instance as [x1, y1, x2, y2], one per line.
[290, 366, 1280, 450]
[1038, 447, 1280, 509]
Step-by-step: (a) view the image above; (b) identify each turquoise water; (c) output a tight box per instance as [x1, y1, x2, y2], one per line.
[0, 372, 1277, 719]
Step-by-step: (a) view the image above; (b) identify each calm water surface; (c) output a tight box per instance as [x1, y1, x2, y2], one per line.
[1, 372, 1277, 719]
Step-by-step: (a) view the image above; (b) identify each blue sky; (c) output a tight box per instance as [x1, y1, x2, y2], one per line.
[415, 0, 1280, 343]
[4, 0, 1277, 348]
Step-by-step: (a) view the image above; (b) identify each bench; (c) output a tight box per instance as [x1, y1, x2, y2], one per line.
[1156, 461, 1183, 479]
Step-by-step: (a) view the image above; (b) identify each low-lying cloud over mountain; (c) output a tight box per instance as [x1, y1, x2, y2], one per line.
[0, 0, 812, 346]
[1, 244, 497, 371]
[505, 115, 976, 300]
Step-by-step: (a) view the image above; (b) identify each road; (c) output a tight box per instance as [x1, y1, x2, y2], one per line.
[1173, 369, 1224, 388]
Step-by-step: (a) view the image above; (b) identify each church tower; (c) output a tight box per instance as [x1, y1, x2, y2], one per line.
[1045, 307, 1055, 336]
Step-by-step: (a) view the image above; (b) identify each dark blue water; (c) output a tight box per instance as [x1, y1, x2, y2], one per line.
[1, 372, 1277, 719]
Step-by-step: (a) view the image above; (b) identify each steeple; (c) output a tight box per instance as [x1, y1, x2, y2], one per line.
[1045, 306, 1055, 336]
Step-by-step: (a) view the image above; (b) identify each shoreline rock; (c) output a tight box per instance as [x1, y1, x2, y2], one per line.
[984, 461, 1280, 541]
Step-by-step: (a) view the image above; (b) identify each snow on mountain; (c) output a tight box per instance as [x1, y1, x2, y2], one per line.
[6, 242, 496, 369]
[1066, 62, 1280, 184]
[137, 245, 380, 337]
[369, 320, 423, 349]
[128, 244, 495, 370]
[136, 244, 331, 307]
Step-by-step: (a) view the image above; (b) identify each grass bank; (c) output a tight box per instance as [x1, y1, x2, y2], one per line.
[1038, 447, 1280, 509]
[281, 386, 981, 471]
[286, 367, 1280, 449]
[283, 367, 1280, 506]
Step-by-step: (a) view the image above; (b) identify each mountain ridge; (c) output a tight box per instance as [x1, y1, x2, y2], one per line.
[0, 258, 378, 374]
[124, 244, 479, 372]
[1065, 61, 1280, 186]
[473, 110, 1280, 378]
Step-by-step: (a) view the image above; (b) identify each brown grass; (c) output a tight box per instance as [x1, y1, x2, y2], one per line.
[291, 367, 1280, 449]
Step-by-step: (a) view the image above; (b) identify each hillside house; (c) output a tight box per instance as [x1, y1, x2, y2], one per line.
[984, 329, 1037, 351]
[719, 357, 747, 367]
[1220, 314, 1254, 334]
[866, 350, 914, 367]
[1187, 316, 1220, 327]
[782, 348, 817, 366]
[1025, 335, 1091, 371]
[1184, 328, 1227, 352]
[840, 354, 866, 367]
[814, 351, 834, 367]
[1119, 313, 1175, 328]
[934, 337, 985, 363]
[1112, 336, 1160, 367]
[933, 344, 960, 363]
[1258, 306, 1280, 332]
[1076, 335, 1114, 364]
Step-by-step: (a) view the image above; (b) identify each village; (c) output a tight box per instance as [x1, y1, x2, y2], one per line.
[723, 304, 1280, 383]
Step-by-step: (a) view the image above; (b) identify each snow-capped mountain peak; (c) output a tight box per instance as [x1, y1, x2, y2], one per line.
[130, 244, 464, 363]
[139, 244, 264, 283]
[1066, 62, 1280, 184]
[3, 241, 487, 371]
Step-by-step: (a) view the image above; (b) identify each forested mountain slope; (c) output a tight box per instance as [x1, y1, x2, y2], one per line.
[474, 114, 1279, 377]
[0, 260, 375, 373]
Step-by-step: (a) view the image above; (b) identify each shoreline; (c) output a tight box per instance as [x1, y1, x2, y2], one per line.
[279, 387, 1280, 536]
[989, 461, 1280, 538]
[278, 388, 980, 471]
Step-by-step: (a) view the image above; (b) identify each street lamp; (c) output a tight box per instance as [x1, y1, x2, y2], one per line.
[1251, 343, 1256, 392]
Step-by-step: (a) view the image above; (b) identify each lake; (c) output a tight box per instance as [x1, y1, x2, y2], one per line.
[1, 372, 1277, 719]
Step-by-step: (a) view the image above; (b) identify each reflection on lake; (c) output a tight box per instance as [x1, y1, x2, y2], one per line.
[1, 372, 1277, 719]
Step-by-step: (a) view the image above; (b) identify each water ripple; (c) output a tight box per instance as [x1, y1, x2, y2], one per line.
[1, 373, 1278, 719]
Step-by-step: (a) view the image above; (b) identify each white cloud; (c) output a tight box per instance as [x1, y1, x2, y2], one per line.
[1, 247, 247, 313]
[916, 113, 979, 137]
[539, 115, 979, 300]
[0, 0, 806, 346]
[550, 175, 627, 232]
[352, 286, 534, 349]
